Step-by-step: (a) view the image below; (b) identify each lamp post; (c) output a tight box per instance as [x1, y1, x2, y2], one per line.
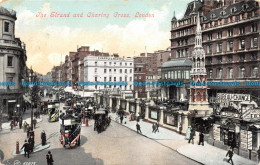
[29, 67, 37, 139]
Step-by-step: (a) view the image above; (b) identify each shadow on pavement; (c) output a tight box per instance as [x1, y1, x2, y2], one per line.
[3, 146, 104, 165]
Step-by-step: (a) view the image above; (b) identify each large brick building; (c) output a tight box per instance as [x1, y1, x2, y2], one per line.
[171, 0, 260, 104]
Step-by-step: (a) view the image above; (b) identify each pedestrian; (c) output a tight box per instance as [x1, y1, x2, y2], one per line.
[120, 115, 123, 124]
[226, 148, 234, 165]
[179, 125, 182, 134]
[155, 122, 159, 133]
[33, 118, 37, 129]
[257, 146, 260, 163]
[188, 130, 194, 144]
[198, 132, 204, 146]
[152, 123, 155, 133]
[41, 130, 47, 146]
[10, 120, 14, 130]
[28, 136, 34, 153]
[136, 122, 142, 134]
[46, 151, 54, 165]
[21, 140, 30, 158]
[27, 127, 30, 138]
[23, 121, 28, 132]
[19, 117, 23, 129]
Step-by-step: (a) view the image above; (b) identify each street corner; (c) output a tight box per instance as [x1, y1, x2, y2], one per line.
[12, 143, 50, 156]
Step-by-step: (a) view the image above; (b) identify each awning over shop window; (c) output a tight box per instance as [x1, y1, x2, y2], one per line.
[8, 100, 16, 103]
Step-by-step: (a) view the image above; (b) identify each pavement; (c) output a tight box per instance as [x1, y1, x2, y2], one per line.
[12, 143, 50, 156]
[177, 143, 257, 165]
[1, 110, 43, 131]
[109, 112, 258, 165]
[109, 113, 184, 140]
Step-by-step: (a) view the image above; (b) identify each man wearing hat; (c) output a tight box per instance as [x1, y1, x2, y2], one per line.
[46, 151, 54, 165]
[21, 140, 30, 158]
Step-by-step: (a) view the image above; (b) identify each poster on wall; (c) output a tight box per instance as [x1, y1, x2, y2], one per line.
[240, 130, 247, 149]
[166, 116, 175, 126]
[151, 111, 158, 120]
[213, 124, 220, 141]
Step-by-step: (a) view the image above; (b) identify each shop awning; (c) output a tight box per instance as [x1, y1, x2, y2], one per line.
[249, 124, 260, 129]
[8, 100, 16, 103]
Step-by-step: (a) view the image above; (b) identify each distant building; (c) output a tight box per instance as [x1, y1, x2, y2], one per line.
[83, 56, 134, 97]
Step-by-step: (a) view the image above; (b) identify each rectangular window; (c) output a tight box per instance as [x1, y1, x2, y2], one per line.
[120, 77, 122, 81]
[4, 22, 9, 32]
[120, 62, 122, 66]
[217, 57, 222, 64]
[168, 72, 171, 79]
[109, 69, 112, 73]
[7, 56, 13, 67]
[207, 44, 212, 54]
[239, 54, 245, 61]
[109, 77, 112, 81]
[228, 41, 233, 51]
[104, 62, 107, 66]
[130, 69, 132, 73]
[240, 27, 245, 34]
[252, 37, 258, 48]
[114, 77, 116, 81]
[208, 57, 212, 64]
[217, 43, 222, 53]
[95, 77, 97, 81]
[208, 69, 213, 78]
[185, 71, 190, 79]
[227, 68, 233, 78]
[228, 29, 233, 37]
[95, 62, 97, 66]
[109, 62, 111, 65]
[252, 23, 257, 32]
[139, 76, 142, 79]
[104, 69, 106, 73]
[120, 69, 122, 73]
[227, 55, 233, 62]
[217, 31, 222, 39]
[94, 68, 97, 73]
[217, 68, 223, 78]
[251, 53, 258, 60]
[125, 77, 127, 81]
[251, 67, 259, 78]
[208, 34, 212, 40]
[104, 77, 107, 82]
[130, 77, 132, 81]
[178, 71, 181, 79]
[240, 39, 245, 49]
[125, 69, 127, 73]
[171, 71, 174, 79]
[114, 69, 116, 73]
[240, 67, 246, 78]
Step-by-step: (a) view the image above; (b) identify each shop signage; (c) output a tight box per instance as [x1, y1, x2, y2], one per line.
[213, 124, 220, 141]
[248, 131, 252, 150]
[166, 116, 175, 126]
[220, 111, 240, 118]
[151, 111, 158, 120]
[216, 93, 250, 103]
[240, 130, 247, 149]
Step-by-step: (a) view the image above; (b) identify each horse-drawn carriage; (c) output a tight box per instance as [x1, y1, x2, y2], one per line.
[93, 109, 111, 133]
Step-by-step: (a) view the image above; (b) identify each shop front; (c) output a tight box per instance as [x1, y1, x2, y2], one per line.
[120, 99, 126, 110]
[163, 111, 178, 127]
[112, 98, 117, 112]
[149, 107, 159, 121]
[129, 102, 136, 114]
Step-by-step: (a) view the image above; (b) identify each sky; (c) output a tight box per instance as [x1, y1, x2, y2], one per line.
[1, 0, 191, 74]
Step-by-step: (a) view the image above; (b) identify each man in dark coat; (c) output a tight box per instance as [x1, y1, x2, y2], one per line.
[257, 146, 260, 163]
[27, 127, 30, 138]
[28, 136, 34, 153]
[226, 148, 234, 165]
[198, 132, 204, 146]
[46, 151, 54, 165]
[19, 117, 23, 129]
[120, 115, 123, 124]
[10, 121, 14, 130]
[136, 123, 142, 134]
[21, 140, 30, 158]
[188, 130, 194, 144]
[41, 130, 47, 146]
[33, 118, 37, 129]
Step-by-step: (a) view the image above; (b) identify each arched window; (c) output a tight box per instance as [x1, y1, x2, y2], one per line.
[240, 67, 246, 78]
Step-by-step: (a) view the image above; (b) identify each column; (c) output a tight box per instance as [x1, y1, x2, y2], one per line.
[159, 109, 164, 125]
[126, 100, 129, 113]
[136, 102, 140, 117]
[109, 96, 112, 112]
[135, 92, 138, 98]
[144, 104, 149, 120]
[116, 97, 120, 112]
[177, 113, 182, 130]
[147, 91, 150, 99]
[123, 92, 126, 99]
[182, 115, 189, 133]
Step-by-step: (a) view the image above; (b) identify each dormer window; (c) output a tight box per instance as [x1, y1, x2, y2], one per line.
[242, 4, 248, 10]
[231, 7, 237, 13]
[220, 11, 226, 16]
[211, 14, 216, 19]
